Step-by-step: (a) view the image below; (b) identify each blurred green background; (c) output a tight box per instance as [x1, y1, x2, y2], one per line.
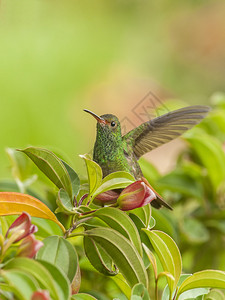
[0, 0, 225, 179]
[1, 1, 225, 297]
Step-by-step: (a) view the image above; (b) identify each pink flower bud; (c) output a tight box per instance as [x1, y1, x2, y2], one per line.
[6, 212, 38, 243]
[117, 181, 156, 211]
[17, 234, 43, 258]
[31, 290, 50, 300]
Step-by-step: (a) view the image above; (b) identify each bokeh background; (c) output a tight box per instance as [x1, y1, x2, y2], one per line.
[0, 0, 225, 178]
[1, 1, 225, 297]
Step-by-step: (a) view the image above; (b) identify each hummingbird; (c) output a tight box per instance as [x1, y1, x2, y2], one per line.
[84, 105, 210, 209]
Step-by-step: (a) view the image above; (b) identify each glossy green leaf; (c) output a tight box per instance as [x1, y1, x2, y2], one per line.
[204, 289, 225, 300]
[142, 245, 157, 279]
[62, 160, 80, 198]
[129, 214, 152, 250]
[80, 155, 102, 202]
[56, 189, 75, 214]
[92, 171, 135, 198]
[92, 207, 142, 256]
[0, 283, 25, 300]
[83, 227, 148, 288]
[38, 260, 70, 300]
[31, 217, 63, 238]
[71, 293, 98, 300]
[184, 130, 225, 191]
[112, 273, 131, 299]
[161, 274, 191, 300]
[130, 204, 151, 228]
[37, 236, 78, 283]
[83, 236, 118, 276]
[178, 288, 210, 300]
[1, 269, 39, 300]
[143, 229, 182, 295]
[177, 270, 225, 296]
[4, 257, 62, 300]
[131, 283, 151, 300]
[19, 147, 72, 198]
[6, 148, 33, 182]
[157, 271, 175, 284]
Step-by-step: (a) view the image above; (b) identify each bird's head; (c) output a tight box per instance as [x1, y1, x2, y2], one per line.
[84, 109, 122, 139]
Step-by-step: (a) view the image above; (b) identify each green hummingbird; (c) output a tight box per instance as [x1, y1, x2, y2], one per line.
[84, 105, 210, 209]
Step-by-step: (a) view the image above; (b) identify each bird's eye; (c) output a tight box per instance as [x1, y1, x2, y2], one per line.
[111, 121, 116, 127]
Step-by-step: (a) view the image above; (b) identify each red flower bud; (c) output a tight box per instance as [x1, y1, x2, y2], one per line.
[17, 234, 43, 258]
[31, 290, 50, 300]
[117, 181, 156, 211]
[6, 212, 38, 243]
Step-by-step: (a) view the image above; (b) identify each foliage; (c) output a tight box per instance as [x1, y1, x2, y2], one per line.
[0, 99, 225, 299]
[145, 95, 225, 273]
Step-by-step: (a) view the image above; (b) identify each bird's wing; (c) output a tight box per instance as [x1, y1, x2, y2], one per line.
[123, 105, 210, 159]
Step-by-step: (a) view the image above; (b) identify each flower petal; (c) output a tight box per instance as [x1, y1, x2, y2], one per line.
[141, 185, 156, 207]
[18, 234, 43, 258]
[6, 212, 38, 242]
[117, 181, 146, 211]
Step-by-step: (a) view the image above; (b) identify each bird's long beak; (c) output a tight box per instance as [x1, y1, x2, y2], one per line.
[84, 109, 106, 124]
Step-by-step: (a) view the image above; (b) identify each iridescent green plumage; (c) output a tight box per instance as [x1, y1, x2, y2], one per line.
[84, 105, 210, 209]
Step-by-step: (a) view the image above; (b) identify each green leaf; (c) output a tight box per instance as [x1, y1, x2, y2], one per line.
[36, 236, 78, 283]
[1, 269, 39, 300]
[129, 214, 152, 251]
[178, 288, 210, 300]
[92, 171, 135, 198]
[38, 260, 70, 300]
[3, 257, 62, 300]
[92, 207, 142, 256]
[131, 283, 151, 300]
[130, 204, 151, 228]
[56, 189, 75, 214]
[142, 245, 157, 279]
[19, 147, 72, 198]
[177, 270, 225, 296]
[6, 148, 32, 182]
[151, 210, 176, 238]
[83, 236, 118, 276]
[31, 217, 63, 238]
[62, 160, 80, 198]
[83, 227, 148, 288]
[181, 218, 210, 244]
[0, 283, 25, 300]
[204, 289, 225, 300]
[162, 274, 191, 300]
[184, 130, 225, 191]
[80, 155, 102, 202]
[157, 171, 204, 200]
[143, 230, 182, 295]
[112, 273, 131, 299]
[71, 293, 98, 300]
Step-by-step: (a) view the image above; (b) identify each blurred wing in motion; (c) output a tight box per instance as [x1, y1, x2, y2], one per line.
[123, 105, 211, 159]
